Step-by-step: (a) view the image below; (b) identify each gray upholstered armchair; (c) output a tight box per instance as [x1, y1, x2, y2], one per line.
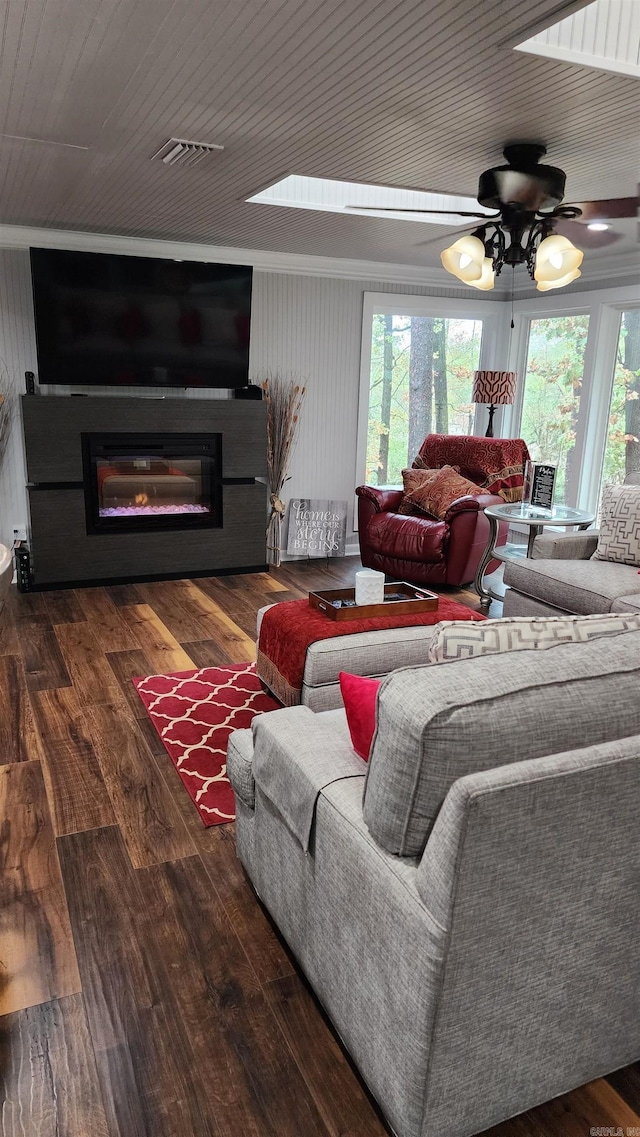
[503, 472, 640, 617]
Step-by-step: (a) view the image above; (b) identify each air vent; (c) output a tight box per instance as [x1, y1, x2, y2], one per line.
[151, 137, 224, 167]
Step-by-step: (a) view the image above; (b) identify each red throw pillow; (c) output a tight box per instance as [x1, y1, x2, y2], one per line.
[401, 464, 482, 519]
[339, 671, 381, 761]
[398, 467, 441, 516]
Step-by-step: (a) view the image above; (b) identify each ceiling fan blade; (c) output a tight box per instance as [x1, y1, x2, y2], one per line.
[413, 223, 479, 249]
[347, 205, 491, 218]
[554, 218, 622, 248]
[566, 197, 639, 221]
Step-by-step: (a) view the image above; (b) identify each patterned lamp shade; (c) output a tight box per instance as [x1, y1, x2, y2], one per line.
[472, 370, 517, 405]
[472, 370, 517, 437]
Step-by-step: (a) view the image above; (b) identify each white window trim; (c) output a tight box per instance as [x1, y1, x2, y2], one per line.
[354, 292, 507, 505]
[507, 283, 640, 514]
[355, 284, 640, 529]
[504, 300, 593, 508]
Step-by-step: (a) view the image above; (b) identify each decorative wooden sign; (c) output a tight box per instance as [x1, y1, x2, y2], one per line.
[286, 498, 348, 557]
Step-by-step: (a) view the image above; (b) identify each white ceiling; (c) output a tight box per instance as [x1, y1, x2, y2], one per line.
[518, 0, 640, 80]
[0, 0, 638, 272]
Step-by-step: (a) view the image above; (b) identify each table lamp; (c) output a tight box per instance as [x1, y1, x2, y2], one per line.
[472, 370, 517, 437]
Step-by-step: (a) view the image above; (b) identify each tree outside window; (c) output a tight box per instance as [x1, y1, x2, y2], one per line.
[601, 309, 640, 488]
[366, 315, 483, 485]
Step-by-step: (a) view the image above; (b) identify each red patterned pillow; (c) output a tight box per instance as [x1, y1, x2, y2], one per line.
[412, 453, 432, 471]
[339, 671, 381, 760]
[400, 465, 482, 519]
[398, 467, 441, 516]
[399, 463, 463, 516]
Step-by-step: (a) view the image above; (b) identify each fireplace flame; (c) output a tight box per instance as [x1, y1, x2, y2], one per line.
[134, 493, 148, 506]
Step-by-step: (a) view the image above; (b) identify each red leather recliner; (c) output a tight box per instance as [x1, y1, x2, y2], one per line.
[356, 434, 530, 588]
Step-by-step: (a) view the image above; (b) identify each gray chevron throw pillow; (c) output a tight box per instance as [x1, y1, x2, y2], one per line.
[592, 483, 640, 566]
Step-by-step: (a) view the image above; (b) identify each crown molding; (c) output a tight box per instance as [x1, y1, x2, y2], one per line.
[0, 222, 636, 292]
[0, 223, 453, 287]
[566, 250, 640, 285]
[508, 251, 639, 295]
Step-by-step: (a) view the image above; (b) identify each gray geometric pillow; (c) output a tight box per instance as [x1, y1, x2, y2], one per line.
[592, 483, 640, 566]
[428, 612, 640, 661]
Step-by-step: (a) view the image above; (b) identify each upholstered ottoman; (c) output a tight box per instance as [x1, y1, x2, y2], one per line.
[256, 596, 484, 711]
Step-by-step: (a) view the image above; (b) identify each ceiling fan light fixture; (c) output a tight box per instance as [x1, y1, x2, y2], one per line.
[536, 268, 582, 291]
[440, 234, 485, 282]
[534, 233, 583, 283]
[467, 258, 495, 290]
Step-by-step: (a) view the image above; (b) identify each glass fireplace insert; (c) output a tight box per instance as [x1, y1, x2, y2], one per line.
[82, 432, 222, 534]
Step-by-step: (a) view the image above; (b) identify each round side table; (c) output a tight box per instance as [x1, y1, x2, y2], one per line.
[475, 502, 596, 609]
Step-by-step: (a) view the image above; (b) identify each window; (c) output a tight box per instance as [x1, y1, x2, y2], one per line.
[519, 314, 590, 502]
[600, 309, 640, 489]
[365, 313, 483, 485]
[359, 286, 639, 518]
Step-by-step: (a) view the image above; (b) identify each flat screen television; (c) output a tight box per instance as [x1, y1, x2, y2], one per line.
[30, 248, 253, 389]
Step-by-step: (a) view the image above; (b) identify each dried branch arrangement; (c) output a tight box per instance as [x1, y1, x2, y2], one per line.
[0, 358, 15, 469]
[261, 375, 306, 566]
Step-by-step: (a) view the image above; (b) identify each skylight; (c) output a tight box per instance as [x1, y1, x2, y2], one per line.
[247, 175, 495, 227]
[516, 0, 640, 79]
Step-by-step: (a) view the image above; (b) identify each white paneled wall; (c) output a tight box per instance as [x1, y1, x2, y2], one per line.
[249, 272, 478, 548]
[0, 250, 36, 549]
[0, 249, 476, 556]
[250, 274, 364, 545]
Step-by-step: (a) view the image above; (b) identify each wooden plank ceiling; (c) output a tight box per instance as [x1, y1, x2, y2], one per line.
[0, 0, 637, 267]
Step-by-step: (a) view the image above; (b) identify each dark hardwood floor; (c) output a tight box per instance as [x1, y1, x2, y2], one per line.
[0, 557, 637, 1136]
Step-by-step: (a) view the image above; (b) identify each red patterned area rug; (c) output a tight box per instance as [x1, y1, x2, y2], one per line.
[133, 662, 279, 827]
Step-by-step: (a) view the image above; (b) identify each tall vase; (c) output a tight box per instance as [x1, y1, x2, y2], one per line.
[262, 375, 306, 568]
[266, 493, 285, 566]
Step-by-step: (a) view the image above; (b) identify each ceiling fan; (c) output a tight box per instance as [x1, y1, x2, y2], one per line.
[351, 143, 639, 291]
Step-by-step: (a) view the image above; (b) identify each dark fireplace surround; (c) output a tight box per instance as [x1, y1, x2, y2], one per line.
[82, 431, 223, 535]
[21, 395, 268, 587]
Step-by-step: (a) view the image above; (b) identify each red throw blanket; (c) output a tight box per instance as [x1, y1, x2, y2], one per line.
[257, 596, 485, 705]
[415, 434, 530, 503]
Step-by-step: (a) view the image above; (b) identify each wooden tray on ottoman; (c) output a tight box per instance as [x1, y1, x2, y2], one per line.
[309, 582, 439, 621]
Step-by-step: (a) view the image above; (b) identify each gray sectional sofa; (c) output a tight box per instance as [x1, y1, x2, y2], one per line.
[503, 528, 640, 616]
[504, 472, 640, 617]
[228, 626, 640, 1137]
